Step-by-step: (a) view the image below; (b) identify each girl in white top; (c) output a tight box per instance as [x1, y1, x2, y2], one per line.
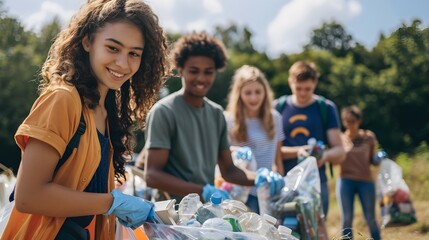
[224, 65, 285, 213]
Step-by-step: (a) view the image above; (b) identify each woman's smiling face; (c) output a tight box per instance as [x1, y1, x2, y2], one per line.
[82, 21, 144, 95]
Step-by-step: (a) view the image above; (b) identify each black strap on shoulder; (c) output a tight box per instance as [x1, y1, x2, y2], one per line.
[316, 96, 328, 141]
[275, 95, 288, 113]
[54, 112, 86, 173]
[9, 109, 86, 202]
[316, 95, 334, 178]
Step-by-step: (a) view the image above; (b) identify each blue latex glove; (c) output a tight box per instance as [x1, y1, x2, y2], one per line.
[235, 146, 253, 161]
[202, 184, 231, 203]
[255, 168, 285, 197]
[373, 150, 388, 164]
[105, 189, 155, 229]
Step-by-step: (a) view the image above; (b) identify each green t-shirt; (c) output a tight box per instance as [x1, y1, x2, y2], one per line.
[144, 90, 230, 194]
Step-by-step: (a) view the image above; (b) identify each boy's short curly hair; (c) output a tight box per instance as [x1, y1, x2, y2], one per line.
[170, 32, 228, 70]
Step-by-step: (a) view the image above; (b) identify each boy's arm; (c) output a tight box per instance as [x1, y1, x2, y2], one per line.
[318, 128, 346, 167]
[280, 145, 307, 159]
[217, 149, 255, 186]
[144, 148, 205, 198]
[273, 141, 285, 176]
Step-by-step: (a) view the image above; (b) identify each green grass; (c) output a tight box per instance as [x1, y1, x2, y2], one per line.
[326, 149, 429, 240]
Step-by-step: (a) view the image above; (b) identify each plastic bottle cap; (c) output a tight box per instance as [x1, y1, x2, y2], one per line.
[263, 214, 277, 225]
[278, 225, 292, 235]
[211, 192, 223, 205]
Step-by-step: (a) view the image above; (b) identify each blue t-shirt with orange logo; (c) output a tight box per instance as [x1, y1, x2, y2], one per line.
[278, 96, 340, 182]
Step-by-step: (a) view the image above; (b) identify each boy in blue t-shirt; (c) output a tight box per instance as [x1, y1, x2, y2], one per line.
[275, 61, 346, 218]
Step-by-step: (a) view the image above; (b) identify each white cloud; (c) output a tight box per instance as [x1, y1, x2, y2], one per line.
[148, 0, 225, 34]
[186, 19, 211, 32]
[267, 0, 362, 56]
[23, 1, 75, 32]
[203, 0, 223, 14]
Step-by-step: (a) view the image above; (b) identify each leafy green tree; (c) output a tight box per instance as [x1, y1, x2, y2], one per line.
[370, 19, 429, 152]
[0, 16, 38, 172]
[214, 23, 256, 54]
[0, 15, 61, 172]
[305, 21, 354, 58]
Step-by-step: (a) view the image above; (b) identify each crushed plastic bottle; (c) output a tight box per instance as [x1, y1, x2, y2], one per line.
[238, 212, 280, 240]
[278, 225, 299, 240]
[220, 199, 249, 218]
[222, 214, 242, 232]
[202, 217, 233, 231]
[178, 193, 203, 225]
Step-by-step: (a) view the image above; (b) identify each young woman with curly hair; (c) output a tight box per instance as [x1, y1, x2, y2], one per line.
[2, 0, 167, 239]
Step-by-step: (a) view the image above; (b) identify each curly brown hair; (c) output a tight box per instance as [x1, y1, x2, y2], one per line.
[170, 32, 228, 70]
[39, 0, 168, 182]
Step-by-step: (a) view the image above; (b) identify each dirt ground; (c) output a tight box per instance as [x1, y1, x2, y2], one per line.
[325, 200, 428, 240]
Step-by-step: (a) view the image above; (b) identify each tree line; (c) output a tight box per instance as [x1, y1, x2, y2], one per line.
[1, 1, 428, 172]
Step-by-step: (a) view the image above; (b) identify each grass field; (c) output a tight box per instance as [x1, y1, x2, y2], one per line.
[325, 153, 429, 240]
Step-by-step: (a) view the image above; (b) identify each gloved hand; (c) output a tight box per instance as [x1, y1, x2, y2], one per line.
[373, 150, 388, 165]
[235, 146, 253, 161]
[202, 184, 231, 203]
[255, 168, 285, 197]
[105, 189, 155, 229]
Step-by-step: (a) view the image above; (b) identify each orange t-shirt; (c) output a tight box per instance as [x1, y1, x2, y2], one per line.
[1, 84, 115, 240]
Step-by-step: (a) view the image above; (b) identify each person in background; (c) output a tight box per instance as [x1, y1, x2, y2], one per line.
[1, 0, 168, 239]
[136, 33, 284, 203]
[224, 65, 285, 213]
[337, 105, 381, 240]
[275, 60, 346, 218]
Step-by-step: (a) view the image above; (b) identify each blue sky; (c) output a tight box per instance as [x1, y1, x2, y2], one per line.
[3, 0, 429, 58]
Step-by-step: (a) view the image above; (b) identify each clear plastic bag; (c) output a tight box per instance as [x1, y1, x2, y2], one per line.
[267, 157, 324, 240]
[0, 164, 16, 209]
[0, 201, 14, 235]
[141, 222, 267, 240]
[377, 158, 417, 228]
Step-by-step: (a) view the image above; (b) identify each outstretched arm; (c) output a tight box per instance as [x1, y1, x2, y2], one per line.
[217, 149, 255, 186]
[144, 148, 204, 198]
[318, 128, 346, 167]
[273, 141, 285, 176]
[280, 145, 308, 160]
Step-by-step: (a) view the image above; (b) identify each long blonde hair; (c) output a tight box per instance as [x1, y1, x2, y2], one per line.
[226, 65, 275, 142]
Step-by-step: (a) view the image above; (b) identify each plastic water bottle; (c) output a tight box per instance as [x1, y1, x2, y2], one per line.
[178, 193, 202, 225]
[196, 192, 225, 224]
[228, 147, 257, 203]
[278, 225, 299, 240]
[207, 192, 225, 217]
[220, 199, 249, 218]
[229, 184, 251, 203]
[257, 181, 271, 215]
